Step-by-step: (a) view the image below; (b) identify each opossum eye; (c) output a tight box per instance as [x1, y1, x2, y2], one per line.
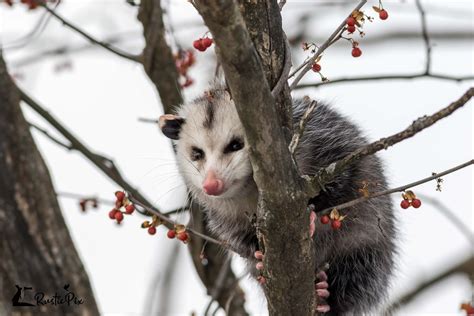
[191, 147, 205, 161]
[224, 138, 244, 154]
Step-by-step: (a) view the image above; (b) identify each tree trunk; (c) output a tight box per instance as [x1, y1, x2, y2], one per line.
[0, 54, 99, 315]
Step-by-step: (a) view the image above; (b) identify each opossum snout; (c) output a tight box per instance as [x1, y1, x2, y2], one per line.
[202, 170, 225, 196]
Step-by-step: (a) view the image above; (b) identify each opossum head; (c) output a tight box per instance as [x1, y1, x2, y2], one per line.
[159, 89, 253, 203]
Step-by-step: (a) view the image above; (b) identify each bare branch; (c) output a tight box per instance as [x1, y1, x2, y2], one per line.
[317, 159, 474, 215]
[289, 0, 368, 89]
[289, 99, 317, 155]
[309, 88, 474, 193]
[128, 194, 226, 247]
[385, 256, 474, 313]
[41, 4, 141, 62]
[29, 121, 73, 150]
[138, 0, 184, 113]
[294, 73, 474, 90]
[55, 191, 115, 206]
[415, 0, 432, 74]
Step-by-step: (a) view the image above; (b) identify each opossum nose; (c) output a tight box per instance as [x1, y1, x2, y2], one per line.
[203, 171, 225, 196]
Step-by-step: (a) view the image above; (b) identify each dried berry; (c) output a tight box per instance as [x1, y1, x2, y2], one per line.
[331, 219, 342, 230]
[312, 63, 322, 72]
[202, 37, 213, 48]
[351, 47, 362, 58]
[177, 231, 189, 242]
[320, 215, 330, 224]
[148, 226, 157, 235]
[108, 209, 118, 219]
[346, 17, 356, 26]
[115, 191, 125, 202]
[400, 199, 410, 209]
[125, 204, 135, 214]
[379, 10, 389, 20]
[411, 199, 421, 208]
[347, 25, 356, 33]
[167, 229, 176, 239]
[114, 211, 124, 223]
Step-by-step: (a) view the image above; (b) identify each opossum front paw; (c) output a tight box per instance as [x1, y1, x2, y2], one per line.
[254, 250, 266, 284]
[315, 270, 331, 313]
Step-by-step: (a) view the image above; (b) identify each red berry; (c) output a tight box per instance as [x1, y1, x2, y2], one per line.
[331, 220, 342, 230]
[351, 47, 362, 58]
[125, 204, 135, 214]
[347, 25, 356, 33]
[193, 39, 206, 52]
[177, 231, 189, 242]
[167, 230, 176, 239]
[202, 37, 213, 48]
[148, 226, 157, 235]
[320, 215, 330, 224]
[115, 191, 125, 202]
[114, 211, 124, 223]
[379, 10, 389, 20]
[312, 63, 321, 72]
[411, 199, 421, 208]
[346, 17, 356, 26]
[108, 209, 118, 219]
[400, 199, 410, 209]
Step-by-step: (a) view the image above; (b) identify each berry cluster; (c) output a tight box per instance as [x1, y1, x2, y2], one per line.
[166, 224, 190, 243]
[108, 191, 135, 224]
[400, 190, 422, 209]
[193, 37, 213, 52]
[174, 50, 196, 88]
[320, 209, 346, 230]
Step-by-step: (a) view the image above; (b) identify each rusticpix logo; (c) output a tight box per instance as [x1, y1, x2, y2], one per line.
[12, 284, 84, 307]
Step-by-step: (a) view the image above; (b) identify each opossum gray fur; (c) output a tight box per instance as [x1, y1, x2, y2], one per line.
[160, 86, 397, 315]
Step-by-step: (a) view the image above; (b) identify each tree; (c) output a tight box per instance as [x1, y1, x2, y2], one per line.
[1, 0, 473, 314]
[0, 54, 99, 315]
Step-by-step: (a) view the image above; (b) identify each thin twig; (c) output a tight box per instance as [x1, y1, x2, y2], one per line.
[55, 191, 115, 206]
[385, 256, 474, 313]
[309, 88, 474, 193]
[19, 88, 188, 220]
[294, 73, 474, 89]
[29, 121, 72, 150]
[204, 255, 232, 316]
[317, 159, 474, 215]
[289, 0, 368, 89]
[415, 0, 431, 74]
[271, 33, 292, 98]
[41, 4, 140, 62]
[128, 193, 226, 247]
[289, 99, 317, 154]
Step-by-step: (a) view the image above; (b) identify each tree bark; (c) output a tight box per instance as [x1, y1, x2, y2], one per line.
[138, 0, 183, 114]
[0, 54, 99, 315]
[195, 1, 316, 315]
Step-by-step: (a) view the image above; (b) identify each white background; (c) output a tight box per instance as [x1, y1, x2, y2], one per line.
[1, 0, 473, 315]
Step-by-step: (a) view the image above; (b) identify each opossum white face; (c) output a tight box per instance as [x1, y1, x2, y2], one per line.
[159, 91, 253, 201]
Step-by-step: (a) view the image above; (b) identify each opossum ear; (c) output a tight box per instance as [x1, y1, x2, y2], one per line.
[159, 114, 185, 140]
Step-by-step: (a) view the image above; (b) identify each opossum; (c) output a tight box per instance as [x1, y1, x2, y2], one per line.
[159, 86, 397, 315]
